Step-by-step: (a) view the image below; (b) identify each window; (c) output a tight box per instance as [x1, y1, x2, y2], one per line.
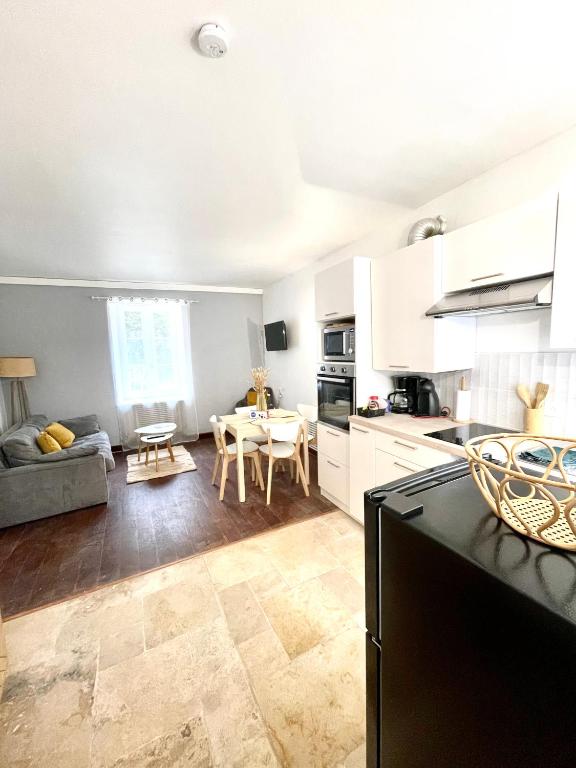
[107, 301, 191, 405]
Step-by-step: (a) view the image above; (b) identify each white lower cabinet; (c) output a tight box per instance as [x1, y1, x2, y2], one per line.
[374, 450, 423, 483]
[317, 423, 350, 512]
[349, 424, 375, 524]
[348, 422, 454, 525]
[318, 454, 349, 510]
[317, 423, 349, 466]
[374, 431, 449, 469]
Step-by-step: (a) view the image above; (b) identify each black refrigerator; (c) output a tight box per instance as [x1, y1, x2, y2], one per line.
[364, 460, 576, 768]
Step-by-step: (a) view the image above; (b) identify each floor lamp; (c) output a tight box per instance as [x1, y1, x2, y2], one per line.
[0, 357, 37, 425]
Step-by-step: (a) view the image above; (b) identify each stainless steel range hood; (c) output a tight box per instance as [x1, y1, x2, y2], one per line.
[426, 276, 553, 318]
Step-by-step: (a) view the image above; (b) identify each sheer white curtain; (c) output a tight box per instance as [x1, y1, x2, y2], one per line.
[107, 299, 198, 449]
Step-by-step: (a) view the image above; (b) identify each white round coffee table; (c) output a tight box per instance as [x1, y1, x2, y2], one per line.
[135, 423, 177, 463]
[134, 422, 177, 436]
[140, 433, 175, 472]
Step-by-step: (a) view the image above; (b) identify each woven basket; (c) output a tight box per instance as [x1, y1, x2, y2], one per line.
[465, 434, 576, 552]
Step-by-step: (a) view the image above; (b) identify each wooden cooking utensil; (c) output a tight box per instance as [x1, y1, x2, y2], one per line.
[516, 384, 532, 409]
[533, 382, 549, 409]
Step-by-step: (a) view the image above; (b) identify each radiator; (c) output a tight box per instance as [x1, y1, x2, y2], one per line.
[132, 401, 184, 428]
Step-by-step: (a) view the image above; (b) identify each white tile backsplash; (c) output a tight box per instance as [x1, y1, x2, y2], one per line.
[430, 352, 576, 436]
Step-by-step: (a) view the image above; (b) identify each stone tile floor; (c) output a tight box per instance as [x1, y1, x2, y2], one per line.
[0, 510, 366, 767]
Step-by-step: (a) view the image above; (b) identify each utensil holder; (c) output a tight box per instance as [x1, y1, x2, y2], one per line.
[524, 408, 544, 434]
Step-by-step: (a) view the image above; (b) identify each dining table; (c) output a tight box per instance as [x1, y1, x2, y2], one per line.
[219, 408, 304, 502]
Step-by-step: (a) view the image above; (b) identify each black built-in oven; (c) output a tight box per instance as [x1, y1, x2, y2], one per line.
[316, 363, 355, 432]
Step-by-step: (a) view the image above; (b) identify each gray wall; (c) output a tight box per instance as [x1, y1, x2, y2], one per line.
[0, 285, 263, 443]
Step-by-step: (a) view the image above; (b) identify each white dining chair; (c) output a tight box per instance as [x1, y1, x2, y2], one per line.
[237, 405, 292, 476]
[297, 403, 318, 483]
[209, 415, 264, 501]
[258, 420, 309, 505]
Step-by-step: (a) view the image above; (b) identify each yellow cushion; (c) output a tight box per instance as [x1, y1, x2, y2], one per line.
[46, 422, 75, 448]
[37, 431, 62, 454]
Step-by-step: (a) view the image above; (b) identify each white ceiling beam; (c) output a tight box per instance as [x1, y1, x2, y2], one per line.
[0, 276, 263, 295]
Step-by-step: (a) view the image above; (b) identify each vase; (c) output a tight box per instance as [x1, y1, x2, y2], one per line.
[256, 390, 267, 412]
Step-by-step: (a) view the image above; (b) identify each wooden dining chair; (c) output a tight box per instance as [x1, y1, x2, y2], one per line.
[209, 415, 264, 501]
[233, 405, 269, 481]
[296, 403, 318, 483]
[235, 405, 294, 476]
[258, 420, 309, 505]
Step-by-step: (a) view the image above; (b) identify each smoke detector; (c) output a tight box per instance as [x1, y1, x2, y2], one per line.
[197, 24, 229, 58]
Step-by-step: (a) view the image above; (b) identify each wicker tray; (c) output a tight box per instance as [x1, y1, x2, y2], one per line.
[465, 434, 576, 552]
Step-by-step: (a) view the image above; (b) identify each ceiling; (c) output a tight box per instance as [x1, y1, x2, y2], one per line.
[2, 0, 576, 288]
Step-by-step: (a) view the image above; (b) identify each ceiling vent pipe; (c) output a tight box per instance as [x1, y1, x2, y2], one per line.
[407, 215, 447, 245]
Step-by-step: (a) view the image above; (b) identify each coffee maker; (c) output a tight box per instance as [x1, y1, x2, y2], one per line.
[388, 376, 420, 414]
[416, 378, 440, 417]
[388, 376, 440, 417]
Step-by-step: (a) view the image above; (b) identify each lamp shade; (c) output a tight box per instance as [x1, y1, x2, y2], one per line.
[0, 357, 36, 378]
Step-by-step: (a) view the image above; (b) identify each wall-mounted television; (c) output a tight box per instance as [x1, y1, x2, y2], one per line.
[264, 320, 287, 351]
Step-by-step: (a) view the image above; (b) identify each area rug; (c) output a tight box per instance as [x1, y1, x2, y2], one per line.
[126, 444, 197, 484]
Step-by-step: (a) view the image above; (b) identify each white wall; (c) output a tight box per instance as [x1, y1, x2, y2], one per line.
[262, 268, 318, 409]
[431, 308, 576, 434]
[263, 126, 576, 421]
[0, 285, 263, 442]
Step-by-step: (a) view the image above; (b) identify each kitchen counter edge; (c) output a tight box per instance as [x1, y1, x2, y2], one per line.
[348, 414, 468, 459]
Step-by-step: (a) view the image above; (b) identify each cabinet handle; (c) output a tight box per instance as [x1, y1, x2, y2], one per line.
[352, 426, 369, 434]
[324, 311, 339, 316]
[394, 461, 415, 472]
[389, 364, 409, 369]
[470, 272, 504, 282]
[327, 430, 341, 437]
[394, 440, 417, 450]
[327, 459, 340, 469]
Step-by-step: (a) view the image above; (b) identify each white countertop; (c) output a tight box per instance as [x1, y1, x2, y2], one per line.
[348, 414, 575, 478]
[348, 413, 471, 458]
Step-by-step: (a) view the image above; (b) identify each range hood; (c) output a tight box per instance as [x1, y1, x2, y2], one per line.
[426, 276, 553, 318]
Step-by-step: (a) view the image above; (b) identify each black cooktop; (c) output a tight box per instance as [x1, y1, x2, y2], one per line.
[425, 422, 512, 447]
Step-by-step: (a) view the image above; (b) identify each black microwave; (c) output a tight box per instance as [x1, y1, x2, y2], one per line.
[322, 323, 355, 362]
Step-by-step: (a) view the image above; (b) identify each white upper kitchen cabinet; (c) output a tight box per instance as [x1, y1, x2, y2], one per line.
[550, 185, 576, 349]
[314, 259, 355, 321]
[372, 236, 475, 373]
[442, 192, 558, 294]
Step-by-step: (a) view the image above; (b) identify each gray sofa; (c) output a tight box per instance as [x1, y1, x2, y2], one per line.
[0, 414, 114, 528]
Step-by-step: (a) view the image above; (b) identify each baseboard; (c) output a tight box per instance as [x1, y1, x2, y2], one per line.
[112, 432, 212, 453]
[320, 488, 349, 514]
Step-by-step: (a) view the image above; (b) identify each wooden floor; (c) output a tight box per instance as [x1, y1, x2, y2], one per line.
[0, 440, 333, 619]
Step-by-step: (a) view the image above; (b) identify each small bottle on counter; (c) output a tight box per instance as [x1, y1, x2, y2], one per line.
[368, 395, 380, 411]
